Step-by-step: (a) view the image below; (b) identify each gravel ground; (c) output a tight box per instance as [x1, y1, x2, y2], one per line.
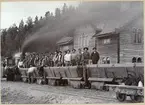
[1, 80, 139, 104]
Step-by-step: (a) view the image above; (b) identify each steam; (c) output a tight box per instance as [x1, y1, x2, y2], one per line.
[22, 1, 143, 53]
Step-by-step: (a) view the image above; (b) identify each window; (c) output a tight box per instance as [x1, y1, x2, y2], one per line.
[102, 57, 106, 64]
[133, 28, 142, 44]
[132, 57, 142, 63]
[132, 57, 136, 63]
[102, 57, 111, 64]
[138, 29, 142, 43]
[137, 57, 142, 63]
[79, 33, 90, 48]
[103, 38, 111, 44]
[84, 36, 89, 47]
[106, 57, 110, 64]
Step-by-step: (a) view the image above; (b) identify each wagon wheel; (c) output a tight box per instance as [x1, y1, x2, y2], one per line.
[22, 77, 27, 82]
[47, 79, 50, 85]
[116, 93, 126, 102]
[103, 86, 109, 91]
[87, 82, 91, 89]
[80, 83, 83, 89]
[130, 95, 143, 102]
[56, 80, 60, 86]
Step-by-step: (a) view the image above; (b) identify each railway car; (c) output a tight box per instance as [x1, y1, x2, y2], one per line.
[87, 63, 144, 90]
[19, 63, 144, 89]
[17, 62, 145, 103]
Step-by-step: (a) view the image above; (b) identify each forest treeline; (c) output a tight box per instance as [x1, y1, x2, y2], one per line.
[1, 3, 78, 57]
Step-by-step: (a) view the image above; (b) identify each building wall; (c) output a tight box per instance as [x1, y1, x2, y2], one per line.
[73, 14, 143, 64]
[119, 16, 144, 63]
[97, 34, 118, 64]
[74, 25, 96, 52]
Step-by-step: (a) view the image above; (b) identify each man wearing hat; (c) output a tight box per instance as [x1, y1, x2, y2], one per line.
[91, 47, 100, 64]
[82, 47, 90, 85]
[76, 48, 83, 65]
[82, 47, 90, 64]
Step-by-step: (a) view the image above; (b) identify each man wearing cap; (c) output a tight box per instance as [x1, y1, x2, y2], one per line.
[62, 51, 67, 66]
[64, 50, 71, 66]
[53, 51, 58, 66]
[91, 47, 100, 64]
[57, 51, 63, 66]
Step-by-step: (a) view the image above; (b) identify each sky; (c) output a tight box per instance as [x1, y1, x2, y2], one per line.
[0, 1, 79, 29]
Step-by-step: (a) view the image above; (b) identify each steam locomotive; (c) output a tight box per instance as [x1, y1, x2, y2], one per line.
[1, 53, 21, 81]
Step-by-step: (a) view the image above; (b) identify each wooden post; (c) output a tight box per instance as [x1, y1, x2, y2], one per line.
[117, 34, 120, 63]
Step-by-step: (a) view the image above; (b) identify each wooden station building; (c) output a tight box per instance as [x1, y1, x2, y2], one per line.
[57, 2, 144, 64]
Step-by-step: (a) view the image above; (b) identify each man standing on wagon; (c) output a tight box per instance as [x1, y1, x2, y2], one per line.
[82, 47, 90, 65]
[91, 47, 100, 64]
[71, 49, 77, 66]
[82, 47, 90, 85]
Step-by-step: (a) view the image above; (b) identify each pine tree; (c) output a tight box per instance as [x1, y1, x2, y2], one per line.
[1, 29, 7, 56]
[26, 16, 33, 30]
[40, 16, 43, 20]
[34, 16, 39, 24]
[45, 11, 50, 18]
[55, 8, 61, 18]
[62, 3, 68, 14]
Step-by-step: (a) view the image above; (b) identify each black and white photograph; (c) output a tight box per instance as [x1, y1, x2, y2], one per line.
[0, 0, 144, 104]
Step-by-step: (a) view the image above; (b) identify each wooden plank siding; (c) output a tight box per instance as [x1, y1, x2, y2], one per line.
[74, 25, 96, 52]
[119, 16, 144, 63]
[96, 34, 119, 64]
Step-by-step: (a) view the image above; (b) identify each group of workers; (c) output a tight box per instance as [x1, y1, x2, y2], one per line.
[19, 47, 100, 68]
[16, 47, 100, 83]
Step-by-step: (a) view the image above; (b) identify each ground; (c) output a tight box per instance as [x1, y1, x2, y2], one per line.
[1, 80, 140, 104]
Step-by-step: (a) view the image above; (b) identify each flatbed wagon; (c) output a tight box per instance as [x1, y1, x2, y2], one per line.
[106, 84, 144, 102]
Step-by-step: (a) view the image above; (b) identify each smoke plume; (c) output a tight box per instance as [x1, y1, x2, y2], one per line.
[22, 1, 143, 53]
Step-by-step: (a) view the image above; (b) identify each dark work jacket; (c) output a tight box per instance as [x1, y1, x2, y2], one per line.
[82, 52, 90, 64]
[91, 51, 100, 64]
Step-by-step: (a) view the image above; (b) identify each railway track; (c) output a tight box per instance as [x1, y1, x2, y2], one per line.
[2, 81, 135, 103]
[31, 86, 117, 102]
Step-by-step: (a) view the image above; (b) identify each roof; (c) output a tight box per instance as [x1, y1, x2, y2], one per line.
[97, 32, 118, 38]
[57, 36, 73, 45]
